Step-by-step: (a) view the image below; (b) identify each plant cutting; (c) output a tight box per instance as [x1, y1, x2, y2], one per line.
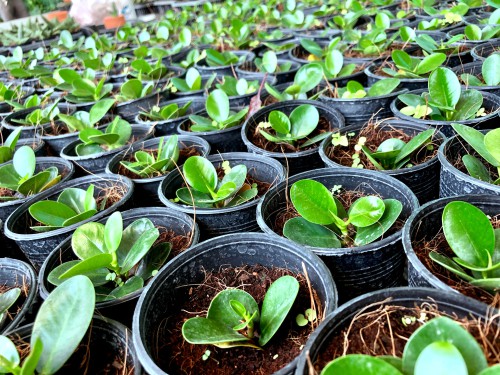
[139, 101, 192, 122]
[56, 99, 115, 133]
[427, 201, 499, 293]
[320, 316, 498, 374]
[175, 155, 258, 208]
[56, 69, 114, 104]
[115, 79, 155, 103]
[382, 50, 447, 78]
[187, 89, 248, 132]
[0, 128, 22, 164]
[46, 211, 171, 302]
[0, 275, 94, 375]
[120, 135, 179, 178]
[182, 275, 299, 348]
[215, 76, 260, 97]
[170, 68, 214, 93]
[459, 54, 500, 87]
[264, 63, 324, 101]
[282, 179, 403, 248]
[0, 146, 62, 201]
[10, 101, 60, 127]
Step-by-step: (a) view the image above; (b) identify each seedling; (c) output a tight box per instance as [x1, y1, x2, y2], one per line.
[265, 63, 323, 101]
[74, 117, 132, 156]
[283, 180, 402, 247]
[129, 58, 172, 81]
[429, 201, 499, 293]
[56, 69, 113, 104]
[296, 308, 317, 327]
[464, 24, 500, 40]
[120, 135, 180, 178]
[182, 275, 299, 348]
[460, 54, 500, 87]
[5, 91, 52, 112]
[0, 146, 61, 201]
[170, 68, 215, 92]
[0, 128, 22, 164]
[298, 38, 345, 61]
[28, 184, 99, 232]
[188, 89, 248, 132]
[11, 101, 60, 127]
[215, 76, 259, 96]
[333, 78, 400, 99]
[253, 51, 292, 74]
[321, 317, 498, 375]
[414, 33, 464, 55]
[116, 79, 155, 103]
[321, 49, 357, 80]
[175, 156, 258, 208]
[140, 101, 192, 122]
[257, 104, 331, 148]
[382, 50, 446, 78]
[203, 49, 241, 66]
[47, 212, 171, 301]
[0, 276, 95, 375]
[57, 99, 115, 133]
[398, 67, 485, 121]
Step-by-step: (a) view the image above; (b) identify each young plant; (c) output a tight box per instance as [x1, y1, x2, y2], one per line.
[265, 63, 323, 101]
[28, 184, 99, 232]
[414, 33, 465, 55]
[175, 156, 258, 208]
[298, 38, 344, 61]
[139, 101, 192, 122]
[182, 275, 299, 348]
[129, 58, 172, 81]
[47, 212, 171, 301]
[116, 79, 154, 103]
[321, 49, 357, 80]
[5, 91, 52, 112]
[464, 24, 500, 41]
[74, 117, 132, 156]
[170, 68, 215, 93]
[382, 50, 446, 78]
[0, 146, 62, 201]
[56, 69, 113, 104]
[334, 78, 400, 99]
[320, 316, 498, 375]
[398, 67, 485, 121]
[257, 104, 330, 148]
[0, 276, 95, 375]
[460, 54, 500, 87]
[0, 128, 22, 164]
[0, 288, 21, 325]
[57, 99, 115, 133]
[349, 29, 399, 56]
[204, 49, 240, 66]
[253, 51, 292, 74]
[283, 180, 402, 247]
[429, 201, 499, 293]
[451, 124, 500, 185]
[216, 76, 259, 96]
[11, 101, 60, 127]
[120, 135, 180, 178]
[188, 89, 248, 132]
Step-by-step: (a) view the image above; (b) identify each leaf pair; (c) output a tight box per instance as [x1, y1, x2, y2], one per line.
[182, 276, 299, 348]
[171, 68, 212, 92]
[12, 101, 60, 127]
[75, 116, 132, 156]
[120, 135, 180, 178]
[118, 79, 154, 102]
[0, 146, 61, 201]
[140, 101, 192, 121]
[58, 69, 113, 104]
[58, 98, 115, 132]
[322, 49, 357, 79]
[338, 78, 400, 99]
[205, 49, 240, 67]
[215, 76, 259, 97]
[29, 185, 98, 232]
[283, 180, 402, 247]
[265, 63, 323, 102]
[130, 58, 169, 81]
[384, 50, 446, 79]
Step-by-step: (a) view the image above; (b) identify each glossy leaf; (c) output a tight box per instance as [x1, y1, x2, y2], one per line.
[206, 89, 229, 123]
[48, 260, 109, 287]
[354, 199, 402, 246]
[294, 63, 323, 93]
[451, 90, 483, 120]
[0, 335, 20, 372]
[289, 104, 319, 139]
[483, 54, 500, 86]
[58, 187, 88, 214]
[484, 128, 500, 164]
[428, 67, 461, 109]
[119, 227, 159, 273]
[183, 156, 218, 195]
[13, 146, 35, 179]
[290, 179, 337, 225]
[0, 288, 21, 316]
[321, 354, 403, 375]
[452, 124, 499, 167]
[116, 218, 155, 267]
[367, 78, 400, 97]
[104, 211, 123, 253]
[88, 99, 114, 125]
[348, 196, 385, 227]
[135, 242, 172, 280]
[29, 201, 77, 227]
[269, 110, 291, 135]
[72, 222, 107, 259]
[107, 276, 144, 299]
[463, 155, 492, 183]
[414, 341, 468, 375]
[59, 253, 113, 280]
[283, 217, 341, 248]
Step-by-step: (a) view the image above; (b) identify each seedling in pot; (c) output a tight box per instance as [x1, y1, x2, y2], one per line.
[129, 58, 173, 81]
[460, 54, 500, 87]
[170, 68, 215, 93]
[382, 50, 446, 78]
[0, 146, 62, 201]
[188, 89, 249, 132]
[450, 124, 500, 185]
[116, 79, 155, 103]
[5, 91, 52, 112]
[283, 179, 402, 248]
[140, 101, 192, 122]
[320, 316, 498, 375]
[175, 156, 258, 208]
[413, 33, 465, 55]
[28, 184, 99, 232]
[120, 135, 180, 178]
[0, 128, 22, 164]
[0, 82, 25, 104]
[0, 276, 95, 375]
[257, 104, 331, 148]
[265, 63, 324, 101]
[57, 98, 115, 133]
[203, 49, 241, 67]
[398, 67, 486, 121]
[253, 51, 292, 74]
[47, 212, 171, 302]
[298, 38, 345, 61]
[321, 49, 357, 80]
[182, 275, 299, 349]
[333, 78, 401, 99]
[56, 69, 113, 104]
[74, 116, 132, 156]
[348, 29, 399, 57]
[11, 100, 60, 127]
[464, 24, 500, 41]
[216, 76, 260, 96]
[428, 201, 500, 293]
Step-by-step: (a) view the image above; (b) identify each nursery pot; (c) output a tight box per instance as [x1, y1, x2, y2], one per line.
[326, 64, 369, 87]
[402, 194, 500, 303]
[39, 207, 199, 327]
[0, 257, 38, 335]
[4, 173, 134, 270]
[438, 133, 500, 197]
[60, 124, 154, 174]
[158, 152, 286, 239]
[133, 232, 338, 375]
[226, 74, 277, 107]
[194, 51, 255, 76]
[391, 88, 500, 137]
[448, 26, 500, 47]
[451, 61, 500, 97]
[241, 100, 345, 176]
[235, 59, 301, 85]
[257, 167, 419, 302]
[294, 287, 497, 375]
[319, 120, 446, 203]
[115, 88, 170, 123]
[105, 135, 211, 206]
[471, 40, 500, 61]
[8, 316, 142, 374]
[15, 137, 46, 157]
[365, 63, 429, 91]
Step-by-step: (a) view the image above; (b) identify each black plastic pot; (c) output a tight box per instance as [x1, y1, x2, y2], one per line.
[288, 40, 330, 65]
[407, 18, 464, 34]
[0, 258, 37, 334]
[448, 26, 500, 47]
[451, 61, 500, 97]
[106, 135, 210, 206]
[471, 40, 500, 61]
[438, 134, 500, 197]
[4, 173, 134, 270]
[194, 50, 255, 76]
[116, 88, 170, 122]
[8, 315, 142, 374]
[133, 232, 338, 375]
[365, 62, 428, 91]
[0, 86, 35, 115]
[294, 287, 496, 375]
[60, 124, 154, 174]
[319, 86, 408, 126]
[257, 167, 419, 302]
[39, 206, 199, 327]
[242, 100, 345, 176]
[391, 88, 500, 137]
[402, 194, 499, 296]
[319, 120, 446, 203]
[236, 59, 300, 85]
[169, 76, 213, 99]
[15, 137, 46, 157]
[290, 28, 342, 41]
[326, 65, 368, 87]
[158, 152, 286, 239]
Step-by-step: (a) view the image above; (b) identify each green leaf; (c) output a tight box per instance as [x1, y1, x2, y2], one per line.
[428, 67, 461, 109]
[119, 227, 159, 273]
[120, 79, 143, 99]
[104, 211, 123, 253]
[0, 335, 20, 372]
[261, 51, 278, 73]
[259, 275, 299, 346]
[13, 145, 35, 179]
[392, 50, 413, 70]
[452, 124, 499, 167]
[289, 104, 319, 139]
[106, 117, 131, 146]
[267, 110, 290, 135]
[375, 13, 391, 29]
[0, 288, 21, 315]
[348, 196, 385, 227]
[395, 129, 434, 163]
[294, 63, 323, 93]
[58, 187, 89, 214]
[17, 170, 55, 197]
[29, 200, 77, 227]
[465, 24, 482, 40]
[469, 278, 500, 292]
[483, 54, 500, 86]
[72, 222, 107, 259]
[402, 317, 487, 375]
[484, 128, 500, 164]
[291, 179, 337, 225]
[368, 78, 400, 97]
[414, 341, 468, 375]
[135, 242, 172, 280]
[325, 49, 343, 76]
[185, 68, 202, 90]
[107, 276, 144, 299]
[463, 155, 493, 183]
[58, 253, 113, 280]
[48, 260, 109, 287]
[88, 99, 114, 126]
[451, 90, 483, 121]
[321, 354, 403, 375]
[0, 164, 21, 191]
[32, 275, 95, 374]
[479, 365, 500, 375]
[206, 89, 229, 123]
[183, 156, 218, 194]
[354, 199, 402, 246]
[182, 317, 250, 347]
[415, 53, 447, 75]
[300, 39, 323, 57]
[283, 217, 341, 248]
[429, 252, 475, 282]
[442, 201, 494, 268]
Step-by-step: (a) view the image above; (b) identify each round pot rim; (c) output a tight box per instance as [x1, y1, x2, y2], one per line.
[319, 87, 408, 102]
[364, 63, 428, 83]
[134, 97, 206, 125]
[451, 61, 499, 91]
